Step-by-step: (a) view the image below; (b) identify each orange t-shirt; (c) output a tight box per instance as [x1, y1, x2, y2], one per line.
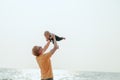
[36, 52, 53, 79]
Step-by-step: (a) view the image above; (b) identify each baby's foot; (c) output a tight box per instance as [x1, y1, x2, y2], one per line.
[62, 37, 66, 40]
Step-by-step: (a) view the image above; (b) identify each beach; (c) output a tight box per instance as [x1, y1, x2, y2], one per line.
[0, 68, 120, 80]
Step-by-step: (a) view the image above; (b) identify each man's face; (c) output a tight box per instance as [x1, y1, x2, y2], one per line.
[38, 46, 43, 55]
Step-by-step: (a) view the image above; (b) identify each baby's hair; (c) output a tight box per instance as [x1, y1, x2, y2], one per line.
[44, 31, 50, 36]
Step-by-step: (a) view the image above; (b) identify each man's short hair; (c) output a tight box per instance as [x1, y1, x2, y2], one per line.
[32, 46, 40, 56]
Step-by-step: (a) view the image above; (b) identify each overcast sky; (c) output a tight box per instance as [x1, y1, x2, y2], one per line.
[0, 0, 120, 72]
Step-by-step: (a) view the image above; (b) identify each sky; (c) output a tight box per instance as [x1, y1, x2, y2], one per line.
[0, 0, 120, 72]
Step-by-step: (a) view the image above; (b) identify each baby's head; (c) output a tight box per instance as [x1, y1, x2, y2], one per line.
[44, 31, 50, 39]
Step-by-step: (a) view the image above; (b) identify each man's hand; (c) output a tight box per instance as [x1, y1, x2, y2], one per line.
[51, 33, 55, 39]
[56, 45, 59, 49]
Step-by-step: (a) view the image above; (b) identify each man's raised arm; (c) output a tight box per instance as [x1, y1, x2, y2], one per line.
[42, 40, 51, 53]
[49, 34, 59, 55]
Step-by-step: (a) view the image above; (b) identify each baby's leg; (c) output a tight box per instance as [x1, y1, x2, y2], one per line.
[55, 35, 65, 41]
[50, 35, 65, 44]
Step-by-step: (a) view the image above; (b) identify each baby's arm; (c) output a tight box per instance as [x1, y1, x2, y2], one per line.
[45, 37, 48, 41]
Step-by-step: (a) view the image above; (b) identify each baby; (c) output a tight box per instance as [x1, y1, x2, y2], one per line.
[44, 31, 65, 44]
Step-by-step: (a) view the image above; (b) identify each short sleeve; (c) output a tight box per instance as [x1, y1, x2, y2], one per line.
[44, 52, 52, 58]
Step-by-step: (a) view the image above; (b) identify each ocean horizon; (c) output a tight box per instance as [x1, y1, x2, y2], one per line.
[0, 68, 120, 80]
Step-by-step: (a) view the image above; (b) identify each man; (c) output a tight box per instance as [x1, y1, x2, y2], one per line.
[32, 34, 59, 80]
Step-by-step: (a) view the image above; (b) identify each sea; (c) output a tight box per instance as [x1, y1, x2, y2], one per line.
[0, 68, 120, 80]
